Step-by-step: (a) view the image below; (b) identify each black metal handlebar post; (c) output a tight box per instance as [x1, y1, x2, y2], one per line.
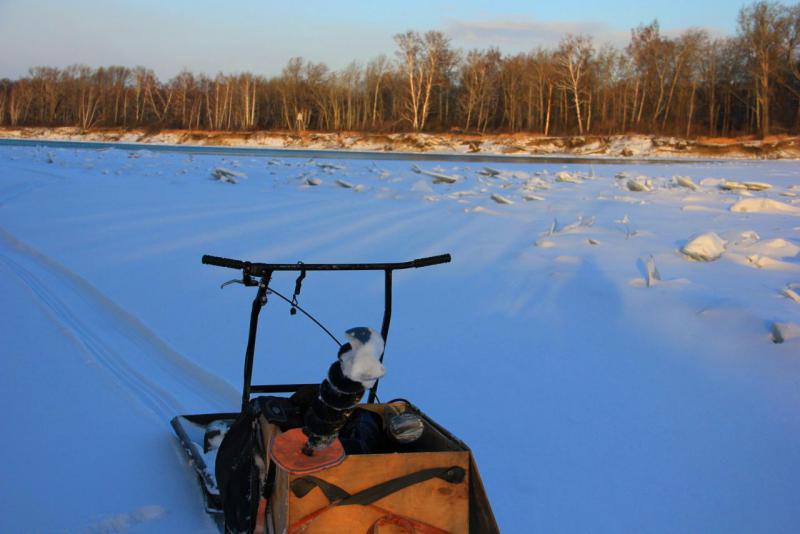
[203, 253, 450, 410]
[367, 269, 393, 403]
[241, 272, 272, 412]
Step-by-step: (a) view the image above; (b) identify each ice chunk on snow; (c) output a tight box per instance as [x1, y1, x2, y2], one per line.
[720, 180, 747, 191]
[771, 322, 800, 344]
[744, 181, 771, 191]
[340, 327, 385, 388]
[211, 167, 244, 184]
[555, 171, 581, 184]
[737, 230, 760, 244]
[731, 198, 800, 215]
[744, 255, 798, 270]
[783, 287, 800, 304]
[430, 174, 458, 184]
[681, 232, 726, 261]
[646, 255, 661, 287]
[412, 164, 458, 183]
[479, 167, 501, 177]
[674, 176, 699, 191]
[523, 194, 545, 201]
[626, 177, 652, 192]
[490, 193, 513, 205]
[316, 162, 345, 171]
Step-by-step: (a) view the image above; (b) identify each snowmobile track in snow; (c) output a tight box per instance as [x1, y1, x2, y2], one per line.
[0, 226, 238, 422]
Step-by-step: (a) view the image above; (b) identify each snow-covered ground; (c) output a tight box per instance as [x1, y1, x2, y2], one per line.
[1, 143, 799, 533]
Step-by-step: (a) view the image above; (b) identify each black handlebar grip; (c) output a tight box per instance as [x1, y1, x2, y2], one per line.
[412, 254, 452, 268]
[202, 255, 245, 269]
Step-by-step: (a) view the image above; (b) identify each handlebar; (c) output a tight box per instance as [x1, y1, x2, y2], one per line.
[410, 254, 451, 268]
[201, 253, 451, 274]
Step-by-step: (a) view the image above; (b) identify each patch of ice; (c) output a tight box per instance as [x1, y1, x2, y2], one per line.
[448, 190, 477, 198]
[554, 255, 580, 263]
[465, 206, 494, 214]
[88, 505, 166, 533]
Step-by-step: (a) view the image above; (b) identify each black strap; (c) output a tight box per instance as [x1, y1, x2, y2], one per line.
[289, 264, 306, 315]
[290, 465, 465, 507]
[291, 476, 350, 501]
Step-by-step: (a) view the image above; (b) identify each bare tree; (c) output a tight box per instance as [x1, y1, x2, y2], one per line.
[395, 30, 452, 131]
[556, 35, 593, 134]
[738, 1, 792, 137]
[3, 5, 800, 138]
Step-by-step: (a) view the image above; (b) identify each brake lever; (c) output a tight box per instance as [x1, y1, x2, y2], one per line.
[220, 273, 258, 289]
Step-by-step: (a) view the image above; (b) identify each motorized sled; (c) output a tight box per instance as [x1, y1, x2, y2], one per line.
[171, 254, 498, 533]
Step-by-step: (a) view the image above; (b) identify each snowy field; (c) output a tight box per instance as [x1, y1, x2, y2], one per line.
[1, 143, 799, 533]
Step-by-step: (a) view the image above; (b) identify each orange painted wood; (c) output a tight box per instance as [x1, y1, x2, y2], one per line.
[285, 451, 470, 534]
[270, 428, 346, 475]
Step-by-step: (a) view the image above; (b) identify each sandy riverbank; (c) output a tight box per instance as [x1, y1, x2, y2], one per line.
[2, 127, 799, 159]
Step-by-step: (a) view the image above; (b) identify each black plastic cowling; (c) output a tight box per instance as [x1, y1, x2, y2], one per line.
[303, 353, 365, 451]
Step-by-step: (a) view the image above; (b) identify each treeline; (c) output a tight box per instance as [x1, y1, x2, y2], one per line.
[2, 1, 799, 138]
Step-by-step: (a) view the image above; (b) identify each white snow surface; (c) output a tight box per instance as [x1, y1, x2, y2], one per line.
[1, 144, 799, 533]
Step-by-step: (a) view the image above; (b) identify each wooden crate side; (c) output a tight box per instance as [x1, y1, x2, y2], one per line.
[271, 467, 289, 534]
[468, 455, 500, 534]
[261, 420, 287, 534]
[287, 451, 470, 534]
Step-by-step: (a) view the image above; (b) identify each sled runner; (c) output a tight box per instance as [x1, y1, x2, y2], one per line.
[171, 254, 498, 533]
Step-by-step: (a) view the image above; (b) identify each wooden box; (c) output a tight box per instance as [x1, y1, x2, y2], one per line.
[261, 404, 497, 534]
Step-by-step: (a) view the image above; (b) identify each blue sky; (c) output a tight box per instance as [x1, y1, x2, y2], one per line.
[0, 0, 745, 79]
